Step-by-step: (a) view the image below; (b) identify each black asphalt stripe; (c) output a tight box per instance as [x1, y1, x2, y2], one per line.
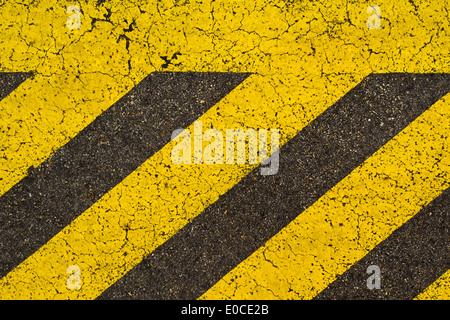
[0, 72, 251, 279]
[99, 73, 450, 300]
[0, 72, 31, 101]
[315, 187, 450, 300]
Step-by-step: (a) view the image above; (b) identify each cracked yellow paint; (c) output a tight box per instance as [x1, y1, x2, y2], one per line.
[0, 0, 449, 299]
[1, 0, 449, 196]
[0, 72, 347, 300]
[201, 97, 450, 299]
[415, 270, 450, 300]
[0, 1, 142, 196]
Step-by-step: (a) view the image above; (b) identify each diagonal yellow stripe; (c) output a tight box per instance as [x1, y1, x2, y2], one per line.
[0, 74, 139, 197]
[415, 270, 450, 300]
[1, 0, 449, 300]
[201, 95, 450, 300]
[0, 73, 358, 299]
[1, 0, 449, 197]
[0, 0, 148, 197]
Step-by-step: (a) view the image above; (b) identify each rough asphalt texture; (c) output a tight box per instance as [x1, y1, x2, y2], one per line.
[0, 72, 249, 278]
[316, 187, 449, 300]
[99, 73, 450, 300]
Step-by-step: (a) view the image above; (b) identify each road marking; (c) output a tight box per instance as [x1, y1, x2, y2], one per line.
[0, 73, 31, 102]
[98, 73, 450, 299]
[1, 0, 449, 196]
[201, 95, 449, 299]
[0, 71, 249, 278]
[415, 271, 450, 300]
[1, 0, 449, 300]
[1, 72, 333, 300]
[316, 187, 449, 300]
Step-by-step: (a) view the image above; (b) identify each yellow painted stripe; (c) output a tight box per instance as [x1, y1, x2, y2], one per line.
[0, 0, 147, 197]
[1, 0, 449, 197]
[201, 95, 450, 300]
[1, 0, 449, 300]
[415, 270, 450, 300]
[0, 72, 359, 299]
[0, 74, 140, 197]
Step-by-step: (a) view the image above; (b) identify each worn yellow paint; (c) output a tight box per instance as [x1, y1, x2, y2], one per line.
[0, 1, 143, 196]
[415, 270, 450, 300]
[0, 0, 449, 299]
[1, 0, 449, 196]
[0, 73, 352, 299]
[201, 97, 450, 299]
